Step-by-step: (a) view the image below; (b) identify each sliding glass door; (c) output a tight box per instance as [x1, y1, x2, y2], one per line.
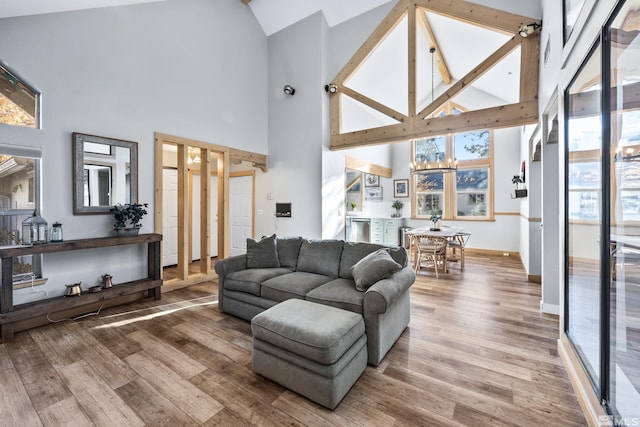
[565, 41, 602, 391]
[608, 0, 640, 420]
[565, 0, 640, 422]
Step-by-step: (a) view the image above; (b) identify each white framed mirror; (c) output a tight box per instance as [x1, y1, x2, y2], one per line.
[73, 132, 138, 214]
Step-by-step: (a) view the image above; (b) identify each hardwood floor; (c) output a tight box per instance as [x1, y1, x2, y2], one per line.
[0, 252, 586, 426]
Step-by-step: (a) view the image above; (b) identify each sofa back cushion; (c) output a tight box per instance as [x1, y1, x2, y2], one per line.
[296, 239, 344, 278]
[339, 242, 408, 279]
[246, 234, 280, 269]
[276, 236, 303, 269]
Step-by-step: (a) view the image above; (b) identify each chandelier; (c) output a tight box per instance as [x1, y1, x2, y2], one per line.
[410, 159, 457, 175]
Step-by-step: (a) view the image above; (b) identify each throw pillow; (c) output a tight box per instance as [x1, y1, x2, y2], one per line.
[350, 248, 402, 291]
[246, 234, 280, 269]
[276, 236, 303, 269]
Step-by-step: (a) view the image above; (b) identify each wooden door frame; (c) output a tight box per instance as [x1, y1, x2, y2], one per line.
[155, 133, 229, 287]
[155, 132, 267, 289]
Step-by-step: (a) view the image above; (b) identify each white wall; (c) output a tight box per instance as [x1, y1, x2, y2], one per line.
[537, 0, 619, 315]
[0, 0, 268, 302]
[254, 12, 327, 239]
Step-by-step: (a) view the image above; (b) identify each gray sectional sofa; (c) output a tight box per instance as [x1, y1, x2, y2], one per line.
[214, 235, 416, 366]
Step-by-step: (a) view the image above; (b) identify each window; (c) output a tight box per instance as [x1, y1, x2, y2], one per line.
[0, 144, 43, 287]
[0, 62, 40, 129]
[412, 102, 492, 220]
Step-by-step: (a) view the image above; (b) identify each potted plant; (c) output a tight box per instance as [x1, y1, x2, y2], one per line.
[391, 200, 404, 217]
[430, 212, 441, 231]
[512, 175, 527, 198]
[350, 201, 357, 211]
[110, 203, 148, 236]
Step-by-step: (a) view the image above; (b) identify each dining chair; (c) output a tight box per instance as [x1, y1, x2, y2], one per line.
[413, 235, 448, 278]
[448, 232, 471, 270]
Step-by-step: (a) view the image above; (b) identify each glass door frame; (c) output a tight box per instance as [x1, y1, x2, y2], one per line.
[563, 0, 636, 417]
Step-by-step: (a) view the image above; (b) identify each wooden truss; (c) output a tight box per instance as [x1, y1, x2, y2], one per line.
[328, 0, 542, 150]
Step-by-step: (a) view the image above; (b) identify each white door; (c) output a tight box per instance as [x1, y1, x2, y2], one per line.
[191, 174, 218, 260]
[162, 168, 178, 266]
[229, 175, 253, 256]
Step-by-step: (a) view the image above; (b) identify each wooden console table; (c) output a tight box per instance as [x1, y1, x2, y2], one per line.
[0, 233, 162, 342]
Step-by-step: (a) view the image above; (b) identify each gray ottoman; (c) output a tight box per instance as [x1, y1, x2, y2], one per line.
[251, 299, 367, 409]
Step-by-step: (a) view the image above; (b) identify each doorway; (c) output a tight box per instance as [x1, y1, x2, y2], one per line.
[155, 132, 267, 290]
[229, 172, 254, 257]
[155, 133, 228, 288]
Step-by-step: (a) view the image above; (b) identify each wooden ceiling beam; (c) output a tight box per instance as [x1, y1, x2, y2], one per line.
[519, 32, 539, 103]
[417, 34, 521, 119]
[340, 86, 407, 123]
[408, 4, 417, 117]
[332, 0, 409, 84]
[331, 100, 538, 150]
[328, 0, 541, 150]
[415, 0, 539, 35]
[229, 148, 267, 172]
[416, 8, 452, 84]
[345, 155, 392, 178]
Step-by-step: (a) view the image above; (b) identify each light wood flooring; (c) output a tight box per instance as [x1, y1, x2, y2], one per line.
[0, 252, 586, 426]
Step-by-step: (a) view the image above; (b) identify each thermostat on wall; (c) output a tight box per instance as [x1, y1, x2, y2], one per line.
[275, 203, 291, 218]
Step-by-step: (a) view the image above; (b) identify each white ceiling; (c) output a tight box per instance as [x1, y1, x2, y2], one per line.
[0, 0, 394, 30]
[246, 0, 394, 36]
[0, 0, 167, 18]
[0, 0, 529, 117]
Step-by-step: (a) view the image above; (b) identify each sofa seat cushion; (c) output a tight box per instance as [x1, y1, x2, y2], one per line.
[251, 299, 365, 365]
[296, 239, 344, 278]
[223, 290, 278, 310]
[226, 268, 293, 296]
[261, 272, 333, 302]
[305, 279, 364, 314]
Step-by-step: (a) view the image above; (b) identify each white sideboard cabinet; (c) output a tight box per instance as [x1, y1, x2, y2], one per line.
[370, 218, 399, 246]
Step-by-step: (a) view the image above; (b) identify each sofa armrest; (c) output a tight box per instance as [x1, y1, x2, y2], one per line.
[214, 255, 247, 282]
[214, 255, 247, 311]
[363, 266, 415, 314]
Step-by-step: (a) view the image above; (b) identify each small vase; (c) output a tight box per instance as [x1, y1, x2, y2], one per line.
[116, 228, 140, 237]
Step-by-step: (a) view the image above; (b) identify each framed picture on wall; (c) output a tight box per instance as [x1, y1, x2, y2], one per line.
[365, 173, 379, 187]
[365, 187, 382, 201]
[394, 179, 409, 198]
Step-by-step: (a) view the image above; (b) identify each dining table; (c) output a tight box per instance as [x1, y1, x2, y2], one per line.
[405, 226, 466, 266]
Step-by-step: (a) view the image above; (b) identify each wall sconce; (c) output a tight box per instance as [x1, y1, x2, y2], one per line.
[324, 84, 337, 94]
[518, 22, 542, 37]
[283, 84, 295, 96]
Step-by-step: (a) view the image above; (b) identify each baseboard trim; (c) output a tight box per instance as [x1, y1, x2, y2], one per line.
[465, 248, 519, 257]
[558, 335, 605, 427]
[540, 301, 559, 315]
